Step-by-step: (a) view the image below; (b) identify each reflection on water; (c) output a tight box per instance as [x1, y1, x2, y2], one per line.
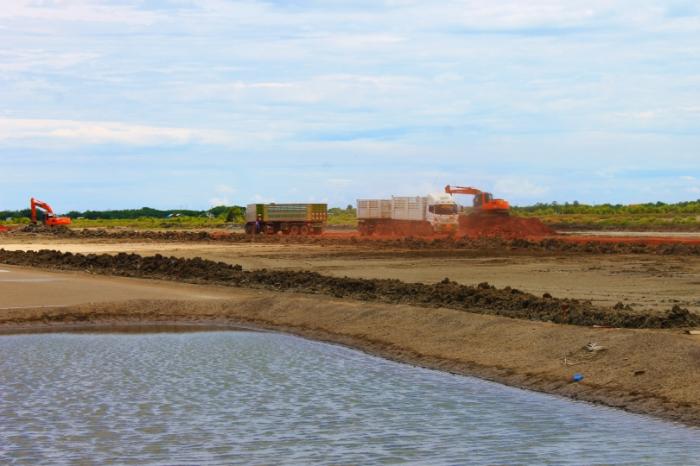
[1, 331, 698, 465]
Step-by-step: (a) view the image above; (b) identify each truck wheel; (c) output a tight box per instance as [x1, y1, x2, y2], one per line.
[265, 225, 276, 235]
[290, 225, 300, 235]
[300, 225, 310, 235]
[244, 224, 254, 235]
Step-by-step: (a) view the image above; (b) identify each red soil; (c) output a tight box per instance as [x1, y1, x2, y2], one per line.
[459, 214, 555, 239]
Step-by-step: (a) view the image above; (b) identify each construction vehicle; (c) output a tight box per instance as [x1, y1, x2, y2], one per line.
[30, 198, 72, 227]
[357, 193, 459, 236]
[244, 203, 327, 235]
[444, 185, 510, 215]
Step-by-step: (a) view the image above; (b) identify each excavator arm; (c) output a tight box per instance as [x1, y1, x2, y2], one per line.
[444, 185, 510, 215]
[444, 185, 482, 196]
[31, 198, 55, 223]
[30, 198, 71, 226]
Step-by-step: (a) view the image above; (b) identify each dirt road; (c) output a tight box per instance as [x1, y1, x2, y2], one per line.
[2, 237, 699, 312]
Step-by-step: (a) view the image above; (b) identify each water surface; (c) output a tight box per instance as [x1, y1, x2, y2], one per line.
[1, 331, 699, 465]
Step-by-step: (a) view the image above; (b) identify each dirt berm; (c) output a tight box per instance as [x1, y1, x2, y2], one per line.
[1, 249, 698, 329]
[7, 228, 700, 255]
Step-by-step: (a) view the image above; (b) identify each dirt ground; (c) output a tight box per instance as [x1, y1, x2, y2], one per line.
[0, 265, 245, 309]
[2, 236, 699, 313]
[1, 232, 699, 426]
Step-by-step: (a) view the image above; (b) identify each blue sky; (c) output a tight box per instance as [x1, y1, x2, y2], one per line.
[1, 0, 699, 211]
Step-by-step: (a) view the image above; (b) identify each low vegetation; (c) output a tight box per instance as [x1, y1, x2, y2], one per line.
[4, 201, 700, 231]
[1, 205, 359, 229]
[513, 201, 700, 231]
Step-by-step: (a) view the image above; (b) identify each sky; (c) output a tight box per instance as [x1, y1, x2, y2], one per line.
[1, 0, 699, 211]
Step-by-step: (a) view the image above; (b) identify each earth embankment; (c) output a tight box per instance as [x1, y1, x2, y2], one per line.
[5, 228, 700, 255]
[1, 249, 697, 329]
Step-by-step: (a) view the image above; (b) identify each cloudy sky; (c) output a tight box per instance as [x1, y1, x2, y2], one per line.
[1, 0, 699, 210]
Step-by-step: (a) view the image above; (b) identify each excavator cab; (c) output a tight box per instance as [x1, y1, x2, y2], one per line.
[473, 192, 494, 208]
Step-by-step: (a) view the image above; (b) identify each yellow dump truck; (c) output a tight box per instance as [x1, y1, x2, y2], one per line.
[244, 203, 327, 235]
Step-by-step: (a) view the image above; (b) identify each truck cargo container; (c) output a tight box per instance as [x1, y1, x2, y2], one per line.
[245, 203, 327, 235]
[357, 193, 458, 236]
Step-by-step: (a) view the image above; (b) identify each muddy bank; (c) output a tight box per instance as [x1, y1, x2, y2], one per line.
[2, 297, 700, 427]
[1, 249, 698, 329]
[5, 227, 700, 255]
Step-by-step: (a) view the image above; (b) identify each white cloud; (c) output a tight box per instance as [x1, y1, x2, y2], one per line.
[0, 50, 99, 72]
[0, 118, 231, 146]
[0, 0, 158, 24]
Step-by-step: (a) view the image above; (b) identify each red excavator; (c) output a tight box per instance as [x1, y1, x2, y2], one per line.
[444, 185, 510, 215]
[30, 198, 72, 227]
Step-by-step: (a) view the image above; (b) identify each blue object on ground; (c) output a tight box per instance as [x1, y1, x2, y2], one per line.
[572, 373, 584, 382]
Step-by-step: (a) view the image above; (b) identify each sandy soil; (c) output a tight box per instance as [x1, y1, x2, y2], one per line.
[2, 237, 699, 312]
[0, 267, 699, 426]
[0, 265, 246, 309]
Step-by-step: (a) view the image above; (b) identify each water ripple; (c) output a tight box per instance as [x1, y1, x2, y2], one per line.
[0, 331, 699, 465]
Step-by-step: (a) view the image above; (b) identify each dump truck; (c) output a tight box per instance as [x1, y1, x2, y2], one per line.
[357, 193, 459, 236]
[244, 203, 327, 235]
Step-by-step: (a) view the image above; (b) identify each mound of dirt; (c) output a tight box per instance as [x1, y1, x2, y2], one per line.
[19, 224, 72, 235]
[7, 226, 700, 256]
[1, 248, 697, 329]
[459, 214, 555, 238]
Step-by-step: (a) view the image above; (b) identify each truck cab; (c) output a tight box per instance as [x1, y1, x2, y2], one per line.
[425, 193, 459, 232]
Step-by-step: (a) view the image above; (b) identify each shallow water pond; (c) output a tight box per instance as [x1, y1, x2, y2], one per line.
[1, 331, 699, 465]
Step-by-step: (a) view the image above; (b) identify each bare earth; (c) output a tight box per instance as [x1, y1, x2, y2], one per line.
[2, 237, 699, 312]
[1, 234, 700, 426]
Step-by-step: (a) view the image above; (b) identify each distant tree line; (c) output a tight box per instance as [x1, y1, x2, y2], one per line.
[4, 201, 700, 222]
[513, 200, 700, 215]
[0, 205, 247, 222]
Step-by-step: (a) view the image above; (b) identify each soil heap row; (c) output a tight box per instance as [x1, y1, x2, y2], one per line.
[1, 249, 697, 329]
[7, 227, 700, 255]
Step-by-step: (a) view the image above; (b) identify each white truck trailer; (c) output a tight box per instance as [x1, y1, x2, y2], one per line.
[356, 193, 459, 236]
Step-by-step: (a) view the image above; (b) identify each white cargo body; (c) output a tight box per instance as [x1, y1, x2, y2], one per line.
[390, 196, 427, 221]
[357, 199, 392, 219]
[356, 193, 458, 235]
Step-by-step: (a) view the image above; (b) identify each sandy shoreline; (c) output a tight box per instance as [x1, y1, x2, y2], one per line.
[2, 293, 699, 428]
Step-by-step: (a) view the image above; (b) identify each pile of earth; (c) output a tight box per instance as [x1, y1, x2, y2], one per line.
[459, 214, 555, 238]
[1, 248, 697, 329]
[18, 224, 72, 234]
[5, 227, 700, 255]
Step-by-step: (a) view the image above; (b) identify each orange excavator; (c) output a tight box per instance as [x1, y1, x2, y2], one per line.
[30, 198, 72, 227]
[444, 185, 510, 215]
